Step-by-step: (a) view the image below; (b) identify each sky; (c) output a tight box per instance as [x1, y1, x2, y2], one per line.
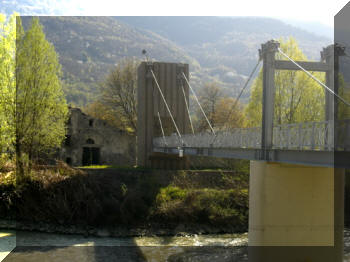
[4, 0, 349, 28]
[39, 0, 349, 27]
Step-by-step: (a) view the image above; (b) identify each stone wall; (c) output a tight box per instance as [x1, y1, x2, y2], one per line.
[60, 108, 135, 166]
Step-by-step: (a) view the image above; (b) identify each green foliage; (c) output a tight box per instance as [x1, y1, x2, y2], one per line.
[156, 186, 187, 203]
[0, 167, 249, 231]
[0, 14, 16, 153]
[15, 17, 68, 174]
[154, 186, 248, 228]
[245, 37, 326, 127]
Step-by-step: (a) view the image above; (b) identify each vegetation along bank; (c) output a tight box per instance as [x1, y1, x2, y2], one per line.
[0, 161, 249, 236]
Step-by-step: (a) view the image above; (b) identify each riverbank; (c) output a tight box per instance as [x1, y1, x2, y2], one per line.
[0, 219, 244, 238]
[0, 162, 249, 237]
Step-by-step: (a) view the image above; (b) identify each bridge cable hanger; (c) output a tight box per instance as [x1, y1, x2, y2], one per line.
[157, 111, 168, 146]
[150, 69, 184, 144]
[208, 58, 262, 146]
[221, 59, 262, 131]
[182, 72, 216, 135]
[278, 47, 350, 108]
[180, 80, 195, 134]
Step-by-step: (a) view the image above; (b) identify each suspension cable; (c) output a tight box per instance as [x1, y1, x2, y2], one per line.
[150, 69, 183, 140]
[223, 59, 261, 129]
[182, 72, 216, 135]
[278, 47, 350, 108]
[208, 59, 261, 146]
[180, 80, 195, 134]
[157, 111, 167, 146]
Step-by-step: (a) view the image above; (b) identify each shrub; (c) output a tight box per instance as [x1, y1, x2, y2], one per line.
[153, 186, 248, 230]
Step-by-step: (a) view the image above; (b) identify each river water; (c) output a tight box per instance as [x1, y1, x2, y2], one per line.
[1, 230, 350, 261]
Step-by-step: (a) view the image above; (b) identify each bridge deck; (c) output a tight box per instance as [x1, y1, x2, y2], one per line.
[153, 120, 350, 167]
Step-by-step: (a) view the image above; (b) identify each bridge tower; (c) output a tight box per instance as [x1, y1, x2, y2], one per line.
[248, 40, 345, 261]
[137, 62, 190, 167]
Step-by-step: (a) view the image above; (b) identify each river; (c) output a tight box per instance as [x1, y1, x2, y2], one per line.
[1, 230, 350, 261]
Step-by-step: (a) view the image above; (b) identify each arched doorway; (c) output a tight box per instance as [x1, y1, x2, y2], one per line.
[82, 138, 100, 166]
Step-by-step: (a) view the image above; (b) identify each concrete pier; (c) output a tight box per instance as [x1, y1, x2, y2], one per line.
[248, 161, 344, 261]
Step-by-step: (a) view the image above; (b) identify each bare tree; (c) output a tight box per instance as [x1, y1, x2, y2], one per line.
[196, 82, 222, 131]
[100, 59, 138, 133]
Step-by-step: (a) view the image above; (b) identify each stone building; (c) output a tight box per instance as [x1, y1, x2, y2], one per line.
[60, 108, 135, 166]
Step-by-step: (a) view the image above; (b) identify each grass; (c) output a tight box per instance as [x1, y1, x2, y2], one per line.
[77, 165, 235, 172]
[77, 165, 151, 171]
[78, 165, 114, 169]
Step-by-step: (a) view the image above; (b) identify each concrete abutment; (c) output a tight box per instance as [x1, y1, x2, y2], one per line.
[248, 161, 344, 261]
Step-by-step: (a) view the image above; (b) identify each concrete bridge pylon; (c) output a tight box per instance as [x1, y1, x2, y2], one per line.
[248, 39, 345, 261]
[248, 161, 344, 261]
[137, 62, 190, 167]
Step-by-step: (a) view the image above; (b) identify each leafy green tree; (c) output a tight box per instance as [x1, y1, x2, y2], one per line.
[245, 37, 325, 127]
[15, 17, 68, 175]
[0, 14, 16, 156]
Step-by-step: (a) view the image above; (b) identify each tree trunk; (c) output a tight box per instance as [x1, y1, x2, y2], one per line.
[16, 143, 24, 179]
[15, 137, 24, 179]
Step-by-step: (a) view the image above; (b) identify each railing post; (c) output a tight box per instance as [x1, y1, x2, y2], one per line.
[325, 121, 329, 150]
[298, 123, 303, 150]
[287, 125, 291, 149]
[240, 129, 243, 148]
[329, 120, 334, 150]
[311, 122, 315, 150]
[260, 40, 279, 159]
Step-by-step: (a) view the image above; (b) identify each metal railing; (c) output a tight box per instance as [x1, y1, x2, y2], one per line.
[153, 119, 350, 151]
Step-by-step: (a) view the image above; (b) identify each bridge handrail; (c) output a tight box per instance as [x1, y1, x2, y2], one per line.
[153, 119, 350, 151]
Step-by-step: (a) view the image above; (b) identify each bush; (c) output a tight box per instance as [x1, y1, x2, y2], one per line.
[156, 186, 187, 203]
[0, 166, 249, 232]
[153, 186, 248, 230]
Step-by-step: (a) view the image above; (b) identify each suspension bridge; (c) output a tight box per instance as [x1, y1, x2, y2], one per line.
[141, 40, 350, 168]
[137, 39, 349, 262]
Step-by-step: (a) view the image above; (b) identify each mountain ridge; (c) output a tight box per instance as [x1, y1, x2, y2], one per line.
[16, 15, 332, 106]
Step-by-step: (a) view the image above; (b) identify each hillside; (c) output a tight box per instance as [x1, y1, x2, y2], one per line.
[19, 16, 332, 106]
[21, 16, 200, 105]
[117, 16, 331, 74]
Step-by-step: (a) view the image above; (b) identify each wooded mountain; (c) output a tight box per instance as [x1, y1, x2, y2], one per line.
[19, 16, 331, 106]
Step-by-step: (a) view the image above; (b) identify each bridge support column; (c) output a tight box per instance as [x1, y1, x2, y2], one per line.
[248, 161, 344, 262]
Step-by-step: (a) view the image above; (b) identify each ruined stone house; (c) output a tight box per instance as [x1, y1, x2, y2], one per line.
[60, 108, 135, 166]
